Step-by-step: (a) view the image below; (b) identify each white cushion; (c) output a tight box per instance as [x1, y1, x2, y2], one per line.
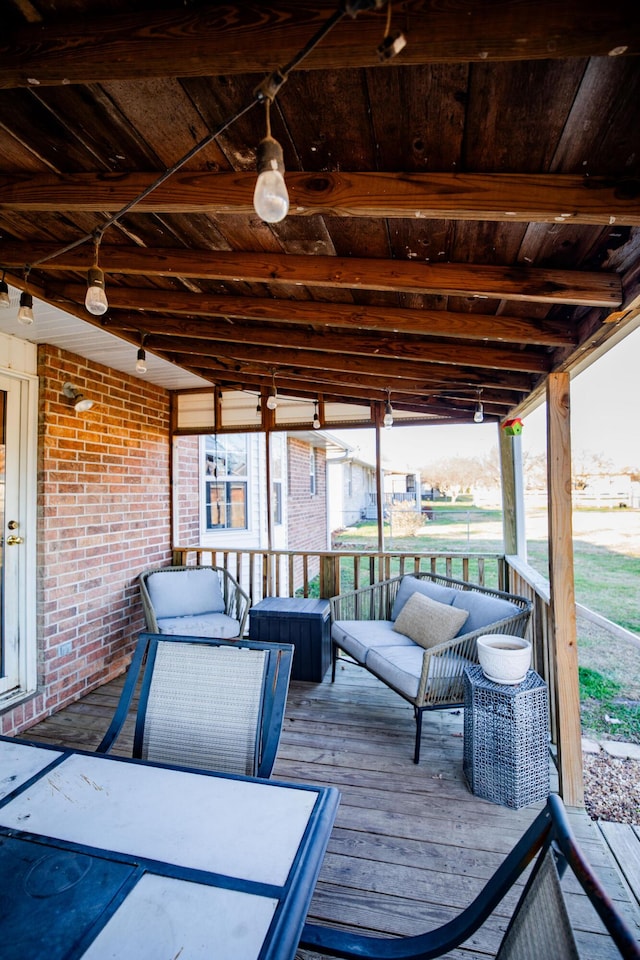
[156, 613, 241, 640]
[393, 592, 468, 649]
[332, 619, 414, 664]
[146, 569, 225, 619]
[391, 575, 457, 620]
[451, 590, 519, 634]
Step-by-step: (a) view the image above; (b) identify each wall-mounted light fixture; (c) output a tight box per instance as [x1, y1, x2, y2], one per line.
[0, 270, 10, 308]
[473, 389, 484, 424]
[62, 382, 94, 413]
[383, 389, 394, 429]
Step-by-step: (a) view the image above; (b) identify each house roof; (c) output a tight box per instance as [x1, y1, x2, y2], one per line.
[1, 1, 640, 427]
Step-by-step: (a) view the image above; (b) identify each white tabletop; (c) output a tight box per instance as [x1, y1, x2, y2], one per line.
[0, 739, 62, 800]
[0, 751, 319, 885]
[0, 739, 339, 960]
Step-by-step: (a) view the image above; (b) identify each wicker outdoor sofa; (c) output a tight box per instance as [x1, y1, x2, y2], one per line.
[330, 571, 533, 762]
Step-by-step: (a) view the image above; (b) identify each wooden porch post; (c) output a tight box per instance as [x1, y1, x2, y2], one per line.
[546, 372, 584, 807]
[499, 425, 526, 560]
[375, 424, 385, 553]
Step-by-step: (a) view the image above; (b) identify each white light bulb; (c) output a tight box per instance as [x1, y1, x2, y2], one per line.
[136, 348, 147, 374]
[18, 292, 33, 325]
[383, 401, 393, 428]
[313, 415, 321, 429]
[253, 168, 289, 223]
[254, 136, 289, 224]
[0, 280, 10, 308]
[74, 396, 94, 413]
[85, 266, 108, 316]
[266, 392, 278, 410]
[474, 403, 484, 424]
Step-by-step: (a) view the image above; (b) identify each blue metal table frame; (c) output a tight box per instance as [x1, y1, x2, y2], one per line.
[0, 735, 340, 960]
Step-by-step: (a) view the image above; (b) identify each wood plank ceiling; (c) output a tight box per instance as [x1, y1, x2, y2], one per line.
[1, 0, 640, 426]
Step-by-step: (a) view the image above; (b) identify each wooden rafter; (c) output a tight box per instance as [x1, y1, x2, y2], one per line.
[0, 244, 622, 306]
[1, 0, 639, 88]
[2, 172, 639, 225]
[50, 285, 576, 347]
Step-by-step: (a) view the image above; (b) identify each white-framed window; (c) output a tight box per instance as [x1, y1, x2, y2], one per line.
[271, 434, 284, 526]
[203, 435, 248, 531]
[309, 447, 317, 495]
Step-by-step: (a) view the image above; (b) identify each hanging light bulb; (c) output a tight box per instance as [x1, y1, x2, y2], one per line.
[313, 401, 321, 429]
[0, 271, 10, 308]
[136, 347, 147, 374]
[85, 264, 108, 316]
[253, 100, 289, 223]
[266, 370, 278, 409]
[18, 291, 34, 325]
[85, 234, 108, 316]
[383, 391, 393, 429]
[474, 390, 484, 424]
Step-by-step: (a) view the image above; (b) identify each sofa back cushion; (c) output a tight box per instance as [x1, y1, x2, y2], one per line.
[393, 592, 469, 649]
[146, 568, 225, 619]
[451, 590, 520, 635]
[391, 575, 457, 620]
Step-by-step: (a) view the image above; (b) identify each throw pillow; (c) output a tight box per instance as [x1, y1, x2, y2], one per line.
[393, 591, 469, 650]
[391, 574, 457, 620]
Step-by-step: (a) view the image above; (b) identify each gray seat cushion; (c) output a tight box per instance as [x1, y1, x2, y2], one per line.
[391, 575, 457, 620]
[156, 613, 241, 640]
[146, 568, 225, 619]
[451, 590, 520, 635]
[366, 645, 471, 701]
[332, 620, 414, 664]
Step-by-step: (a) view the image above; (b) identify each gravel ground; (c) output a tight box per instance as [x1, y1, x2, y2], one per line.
[583, 752, 640, 824]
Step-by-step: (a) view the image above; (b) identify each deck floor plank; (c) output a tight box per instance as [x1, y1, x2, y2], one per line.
[16, 658, 640, 958]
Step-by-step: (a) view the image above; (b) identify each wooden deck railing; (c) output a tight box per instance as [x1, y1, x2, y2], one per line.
[172, 546, 508, 604]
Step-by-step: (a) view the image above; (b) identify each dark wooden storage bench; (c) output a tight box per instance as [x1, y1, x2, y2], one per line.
[249, 597, 331, 682]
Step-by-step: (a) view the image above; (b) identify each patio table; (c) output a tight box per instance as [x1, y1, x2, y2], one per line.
[0, 735, 339, 960]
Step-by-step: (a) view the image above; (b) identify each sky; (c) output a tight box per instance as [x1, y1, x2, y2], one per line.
[332, 325, 640, 471]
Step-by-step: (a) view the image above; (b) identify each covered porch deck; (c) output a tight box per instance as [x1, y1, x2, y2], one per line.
[19, 654, 640, 959]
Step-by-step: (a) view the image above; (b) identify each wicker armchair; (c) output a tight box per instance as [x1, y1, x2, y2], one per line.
[139, 565, 250, 639]
[331, 571, 532, 762]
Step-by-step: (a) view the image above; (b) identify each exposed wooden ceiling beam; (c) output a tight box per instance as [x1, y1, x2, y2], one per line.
[164, 338, 538, 387]
[2, 1, 638, 88]
[1, 243, 621, 306]
[169, 352, 530, 403]
[122, 321, 551, 374]
[74, 292, 574, 347]
[3, 172, 639, 225]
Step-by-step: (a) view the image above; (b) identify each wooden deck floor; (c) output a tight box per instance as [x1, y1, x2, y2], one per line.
[18, 660, 640, 959]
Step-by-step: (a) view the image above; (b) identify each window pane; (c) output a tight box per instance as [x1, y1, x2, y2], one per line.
[228, 482, 247, 528]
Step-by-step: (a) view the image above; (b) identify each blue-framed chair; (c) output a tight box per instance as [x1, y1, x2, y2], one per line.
[299, 793, 640, 960]
[96, 633, 293, 778]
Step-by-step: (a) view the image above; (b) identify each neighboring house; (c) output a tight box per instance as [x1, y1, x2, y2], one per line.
[327, 441, 422, 530]
[573, 471, 639, 508]
[175, 428, 344, 559]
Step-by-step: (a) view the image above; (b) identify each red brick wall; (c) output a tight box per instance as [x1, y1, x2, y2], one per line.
[174, 435, 200, 546]
[287, 437, 327, 585]
[1, 345, 173, 736]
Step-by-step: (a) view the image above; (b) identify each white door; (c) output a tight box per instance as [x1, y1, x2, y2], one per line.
[0, 371, 37, 702]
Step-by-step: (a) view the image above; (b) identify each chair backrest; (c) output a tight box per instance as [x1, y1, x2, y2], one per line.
[139, 565, 250, 638]
[300, 793, 640, 959]
[97, 634, 293, 779]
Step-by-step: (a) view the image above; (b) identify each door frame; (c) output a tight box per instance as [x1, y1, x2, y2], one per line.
[0, 368, 38, 709]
